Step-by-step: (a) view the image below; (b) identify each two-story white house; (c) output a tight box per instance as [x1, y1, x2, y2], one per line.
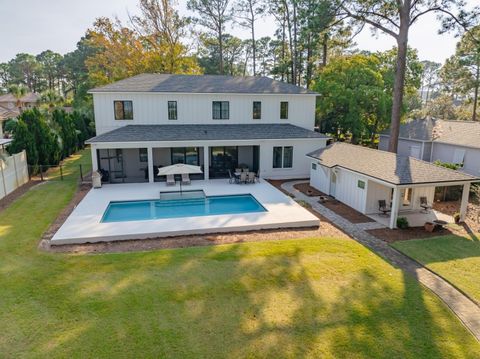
[86, 74, 329, 183]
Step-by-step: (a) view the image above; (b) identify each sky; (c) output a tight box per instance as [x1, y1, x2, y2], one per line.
[0, 0, 476, 64]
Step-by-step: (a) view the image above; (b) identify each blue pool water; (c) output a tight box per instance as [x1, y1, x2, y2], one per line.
[101, 194, 267, 223]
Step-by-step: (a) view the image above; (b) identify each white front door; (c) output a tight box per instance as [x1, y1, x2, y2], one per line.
[400, 188, 413, 210]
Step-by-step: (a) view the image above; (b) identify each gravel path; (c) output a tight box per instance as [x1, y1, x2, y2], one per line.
[282, 180, 480, 341]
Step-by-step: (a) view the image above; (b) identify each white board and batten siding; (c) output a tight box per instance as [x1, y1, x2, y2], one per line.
[333, 168, 369, 213]
[310, 162, 368, 212]
[0, 150, 29, 200]
[310, 161, 330, 194]
[93, 93, 317, 135]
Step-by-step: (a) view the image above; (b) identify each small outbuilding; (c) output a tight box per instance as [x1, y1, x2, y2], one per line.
[307, 143, 479, 229]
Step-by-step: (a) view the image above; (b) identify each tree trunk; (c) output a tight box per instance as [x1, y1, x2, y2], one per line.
[472, 63, 479, 121]
[322, 33, 328, 67]
[250, 3, 256, 76]
[292, 0, 298, 85]
[306, 33, 313, 89]
[281, 15, 286, 82]
[388, 7, 410, 153]
[219, 27, 224, 74]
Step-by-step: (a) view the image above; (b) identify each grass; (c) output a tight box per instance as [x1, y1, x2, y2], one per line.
[0, 149, 479, 357]
[392, 234, 480, 304]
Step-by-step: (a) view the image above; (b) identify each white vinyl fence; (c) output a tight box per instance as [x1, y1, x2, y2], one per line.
[0, 150, 29, 200]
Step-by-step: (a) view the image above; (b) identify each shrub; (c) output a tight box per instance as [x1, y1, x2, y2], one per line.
[453, 212, 461, 224]
[397, 217, 409, 229]
[434, 160, 461, 170]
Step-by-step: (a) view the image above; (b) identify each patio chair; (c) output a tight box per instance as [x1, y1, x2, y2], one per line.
[239, 172, 247, 184]
[378, 200, 391, 216]
[228, 170, 239, 184]
[247, 172, 256, 183]
[235, 168, 242, 174]
[243, 167, 249, 173]
[420, 196, 431, 213]
[166, 174, 175, 186]
[181, 173, 191, 185]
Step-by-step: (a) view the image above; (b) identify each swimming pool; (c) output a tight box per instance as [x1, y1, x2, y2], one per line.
[101, 194, 267, 223]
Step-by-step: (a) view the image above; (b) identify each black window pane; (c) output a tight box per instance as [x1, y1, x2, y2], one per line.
[253, 101, 261, 119]
[280, 101, 288, 119]
[123, 101, 133, 119]
[172, 148, 185, 164]
[212, 102, 221, 119]
[114, 101, 124, 120]
[168, 101, 177, 120]
[273, 147, 283, 168]
[221, 101, 229, 119]
[283, 146, 293, 168]
[185, 147, 199, 165]
[139, 148, 148, 162]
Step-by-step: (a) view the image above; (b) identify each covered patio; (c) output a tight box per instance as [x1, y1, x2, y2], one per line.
[307, 143, 479, 229]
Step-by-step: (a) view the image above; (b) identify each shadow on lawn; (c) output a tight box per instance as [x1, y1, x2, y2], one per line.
[23, 240, 477, 358]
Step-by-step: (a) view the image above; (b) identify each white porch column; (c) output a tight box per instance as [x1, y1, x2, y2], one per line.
[91, 146, 98, 172]
[389, 187, 400, 229]
[147, 147, 154, 183]
[460, 182, 470, 222]
[203, 146, 209, 180]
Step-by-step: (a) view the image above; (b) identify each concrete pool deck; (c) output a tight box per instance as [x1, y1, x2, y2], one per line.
[51, 179, 320, 245]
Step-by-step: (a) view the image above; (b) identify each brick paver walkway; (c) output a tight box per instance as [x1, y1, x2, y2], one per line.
[282, 180, 480, 341]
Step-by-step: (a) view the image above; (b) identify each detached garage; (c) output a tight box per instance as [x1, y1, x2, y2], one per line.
[306, 143, 478, 229]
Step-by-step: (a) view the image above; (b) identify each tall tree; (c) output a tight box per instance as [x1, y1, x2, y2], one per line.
[36, 50, 63, 91]
[340, 0, 474, 153]
[420, 60, 441, 103]
[234, 0, 265, 75]
[8, 53, 42, 92]
[130, 0, 192, 73]
[188, 0, 233, 74]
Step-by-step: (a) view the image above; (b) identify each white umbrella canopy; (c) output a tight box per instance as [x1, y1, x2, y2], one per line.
[157, 163, 203, 176]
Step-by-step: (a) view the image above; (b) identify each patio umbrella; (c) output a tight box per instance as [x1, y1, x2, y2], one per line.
[157, 163, 203, 193]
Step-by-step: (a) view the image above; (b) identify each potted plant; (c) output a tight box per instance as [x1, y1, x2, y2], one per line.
[453, 212, 461, 224]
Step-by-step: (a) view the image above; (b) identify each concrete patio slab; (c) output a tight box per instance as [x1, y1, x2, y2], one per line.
[51, 179, 319, 244]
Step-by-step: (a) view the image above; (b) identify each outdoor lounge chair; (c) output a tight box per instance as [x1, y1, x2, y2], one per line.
[166, 174, 175, 186]
[181, 173, 191, 185]
[247, 172, 256, 183]
[420, 196, 431, 213]
[378, 200, 391, 216]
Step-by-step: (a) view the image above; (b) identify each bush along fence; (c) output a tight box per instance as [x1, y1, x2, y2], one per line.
[0, 150, 29, 200]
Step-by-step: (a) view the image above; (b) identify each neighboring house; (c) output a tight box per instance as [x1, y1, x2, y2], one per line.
[86, 74, 329, 182]
[307, 143, 478, 228]
[0, 92, 39, 138]
[379, 118, 480, 176]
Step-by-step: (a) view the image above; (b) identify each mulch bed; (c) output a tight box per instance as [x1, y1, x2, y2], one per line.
[321, 200, 375, 224]
[366, 227, 455, 243]
[0, 180, 41, 213]
[293, 182, 324, 197]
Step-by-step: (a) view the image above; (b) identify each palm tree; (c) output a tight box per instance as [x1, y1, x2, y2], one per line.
[40, 89, 64, 111]
[7, 84, 28, 111]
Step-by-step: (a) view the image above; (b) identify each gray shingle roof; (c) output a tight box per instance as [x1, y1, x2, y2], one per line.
[86, 124, 328, 143]
[381, 118, 480, 149]
[307, 142, 478, 185]
[88, 74, 317, 95]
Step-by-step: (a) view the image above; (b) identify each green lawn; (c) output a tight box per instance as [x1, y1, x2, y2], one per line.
[0, 150, 479, 358]
[392, 234, 480, 304]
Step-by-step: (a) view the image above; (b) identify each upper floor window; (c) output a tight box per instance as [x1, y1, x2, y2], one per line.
[212, 101, 229, 120]
[114, 100, 133, 120]
[253, 101, 261, 119]
[168, 101, 177, 120]
[273, 146, 293, 168]
[280, 102, 288, 119]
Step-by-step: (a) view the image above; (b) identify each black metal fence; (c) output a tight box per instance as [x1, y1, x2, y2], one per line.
[28, 164, 91, 182]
